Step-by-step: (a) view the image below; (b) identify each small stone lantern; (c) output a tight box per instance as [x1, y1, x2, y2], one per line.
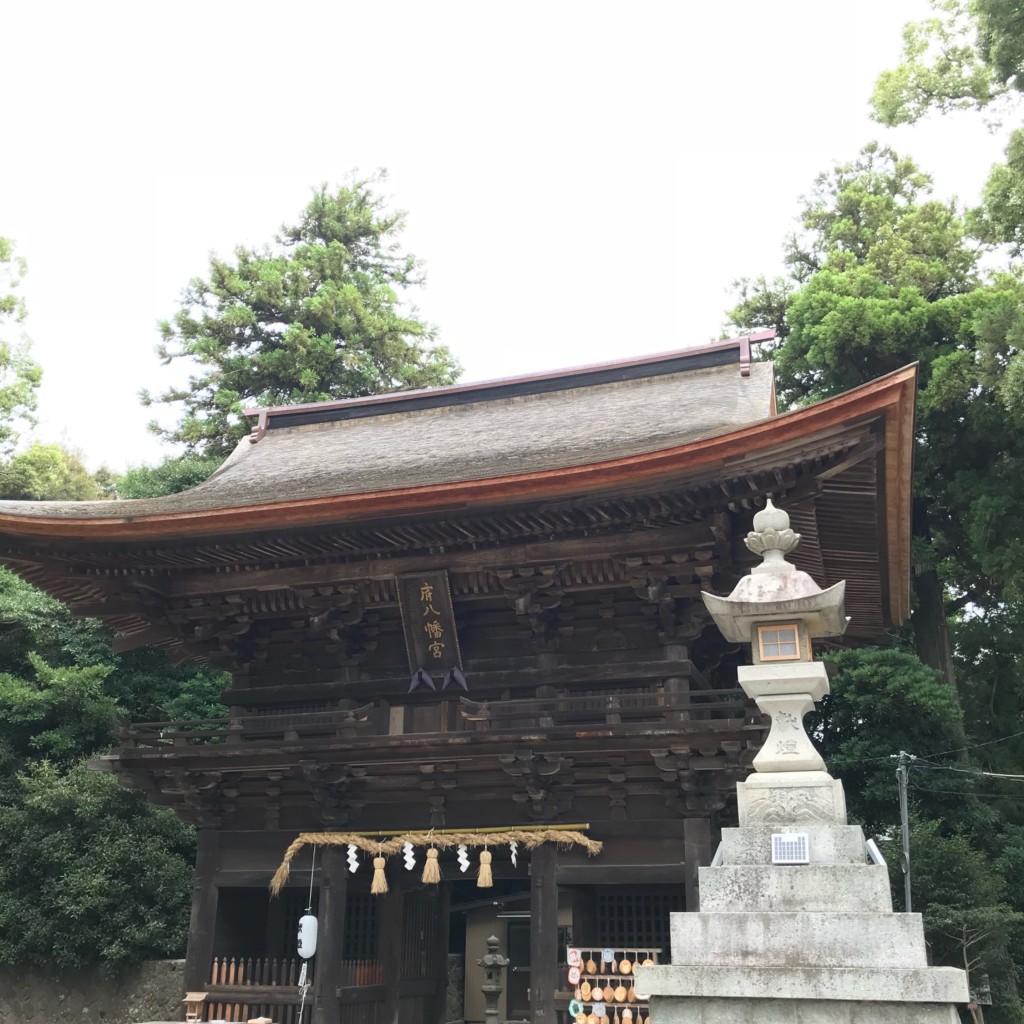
[702, 500, 850, 825]
[478, 934, 509, 1024]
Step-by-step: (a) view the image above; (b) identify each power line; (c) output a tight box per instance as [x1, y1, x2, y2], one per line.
[826, 726, 1024, 770]
[917, 727, 1024, 761]
[828, 753, 904, 767]
[914, 764, 1024, 782]
[910, 784, 1021, 799]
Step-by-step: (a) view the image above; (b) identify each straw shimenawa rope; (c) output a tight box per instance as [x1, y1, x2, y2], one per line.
[421, 847, 441, 885]
[270, 829, 602, 895]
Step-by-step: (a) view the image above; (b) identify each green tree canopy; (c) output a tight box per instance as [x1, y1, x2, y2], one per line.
[871, 1, 1011, 123]
[0, 764, 193, 970]
[117, 454, 223, 499]
[907, 816, 1022, 1019]
[872, 2, 1024, 256]
[812, 647, 969, 835]
[0, 654, 117, 768]
[144, 175, 461, 457]
[728, 144, 1024, 685]
[0, 442, 103, 501]
[0, 238, 43, 458]
[0, 564, 227, 971]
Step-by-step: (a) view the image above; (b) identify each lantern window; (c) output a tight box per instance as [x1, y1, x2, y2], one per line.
[757, 624, 800, 661]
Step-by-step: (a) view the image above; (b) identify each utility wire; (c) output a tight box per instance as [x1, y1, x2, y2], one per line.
[913, 764, 1024, 781]
[827, 726, 1024, 770]
[891, 746, 1023, 916]
[914, 727, 1024, 762]
[910, 784, 1021, 798]
[297, 846, 316, 1023]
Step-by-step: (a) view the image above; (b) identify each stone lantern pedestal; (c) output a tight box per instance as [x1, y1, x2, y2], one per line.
[634, 502, 967, 1024]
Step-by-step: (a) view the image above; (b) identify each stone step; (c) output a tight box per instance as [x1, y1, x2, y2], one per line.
[718, 824, 868, 866]
[644, 996, 957, 1024]
[670, 912, 929, 969]
[637, 964, 967, 1023]
[699, 863, 893, 913]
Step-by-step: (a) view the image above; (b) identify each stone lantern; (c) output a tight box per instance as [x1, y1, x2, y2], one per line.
[633, 500, 968, 1024]
[702, 499, 848, 826]
[477, 934, 509, 1024]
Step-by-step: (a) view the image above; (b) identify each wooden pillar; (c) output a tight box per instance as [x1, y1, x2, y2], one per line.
[312, 845, 348, 1024]
[570, 886, 595, 947]
[683, 816, 712, 912]
[184, 829, 220, 992]
[379, 885, 405, 1024]
[530, 844, 558, 1024]
[426, 883, 452, 1024]
[664, 643, 691, 722]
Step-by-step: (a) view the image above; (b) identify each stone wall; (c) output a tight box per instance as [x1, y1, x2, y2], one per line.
[0, 954, 467, 1024]
[0, 959, 185, 1024]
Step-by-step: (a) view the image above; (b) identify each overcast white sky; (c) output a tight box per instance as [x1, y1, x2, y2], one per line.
[1, 0, 1012, 470]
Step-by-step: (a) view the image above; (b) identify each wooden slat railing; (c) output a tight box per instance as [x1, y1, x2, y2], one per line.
[117, 688, 752, 748]
[459, 687, 750, 729]
[208, 956, 305, 1023]
[119, 704, 374, 748]
[206, 956, 385, 1023]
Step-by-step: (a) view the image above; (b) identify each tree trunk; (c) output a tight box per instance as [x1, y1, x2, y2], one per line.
[910, 498, 967, 753]
[912, 568, 959, 693]
[911, 567, 968, 755]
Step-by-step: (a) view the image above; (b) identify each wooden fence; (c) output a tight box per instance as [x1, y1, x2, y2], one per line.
[121, 686, 752, 748]
[205, 956, 384, 1023]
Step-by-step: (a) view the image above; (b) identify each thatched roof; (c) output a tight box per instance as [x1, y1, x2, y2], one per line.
[0, 340, 773, 524]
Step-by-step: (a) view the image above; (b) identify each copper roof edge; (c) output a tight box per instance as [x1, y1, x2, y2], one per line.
[0, 364, 918, 541]
[242, 330, 777, 424]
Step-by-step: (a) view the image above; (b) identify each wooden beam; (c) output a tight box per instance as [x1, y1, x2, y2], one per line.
[155, 522, 719, 598]
[530, 844, 558, 1024]
[378, 885, 404, 1024]
[111, 624, 175, 653]
[66, 600, 149, 618]
[813, 439, 881, 482]
[204, 984, 306, 1004]
[112, 719, 761, 776]
[427, 883, 451, 1024]
[556, 864, 687, 884]
[184, 830, 220, 993]
[225, 656, 706, 706]
[312, 845, 347, 1024]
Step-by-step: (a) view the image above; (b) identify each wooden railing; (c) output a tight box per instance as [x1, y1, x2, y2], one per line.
[118, 704, 375, 748]
[459, 688, 749, 729]
[205, 956, 383, 1022]
[207, 955, 304, 1023]
[117, 688, 752, 749]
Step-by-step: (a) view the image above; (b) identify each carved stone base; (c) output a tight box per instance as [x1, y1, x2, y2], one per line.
[736, 771, 847, 827]
[752, 694, 826, 773]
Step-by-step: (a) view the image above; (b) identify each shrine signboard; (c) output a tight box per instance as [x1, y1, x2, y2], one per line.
[396, 571, 465, 689]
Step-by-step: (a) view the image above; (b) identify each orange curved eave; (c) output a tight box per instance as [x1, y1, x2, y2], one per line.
[0, 366, 917, 620]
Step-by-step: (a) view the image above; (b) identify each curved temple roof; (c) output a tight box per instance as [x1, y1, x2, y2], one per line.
[0, 338, 778, 536]
[0, 338, 917, 636]
[0, 357, 774, 526]
[0, 342, 921, 647]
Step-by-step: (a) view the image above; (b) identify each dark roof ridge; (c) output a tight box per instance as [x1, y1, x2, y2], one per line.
[244, 330, 776, 436]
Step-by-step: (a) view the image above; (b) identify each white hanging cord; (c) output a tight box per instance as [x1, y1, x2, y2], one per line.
[297, 962, 310, 1021]
[297, 846, 317, 1021]
[306, 845, 317, 913]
